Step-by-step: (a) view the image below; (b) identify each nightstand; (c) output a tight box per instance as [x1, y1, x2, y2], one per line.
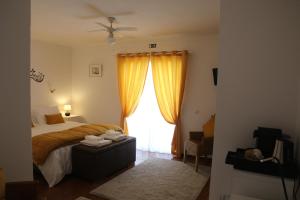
[63, 115, 86, 123]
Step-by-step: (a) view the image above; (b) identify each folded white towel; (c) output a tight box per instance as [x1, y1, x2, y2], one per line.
[80, 139, 112, 147]
[105, 133, 120, 137]
[105, 129, 122, 136]
[85, 135, 103, 141]
[103, 134, 127, 142]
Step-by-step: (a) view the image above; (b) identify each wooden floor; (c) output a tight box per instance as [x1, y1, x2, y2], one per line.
[36, 150, 211, 200]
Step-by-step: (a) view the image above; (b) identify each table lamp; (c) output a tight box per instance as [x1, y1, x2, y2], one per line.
[64, 104, 72, 116]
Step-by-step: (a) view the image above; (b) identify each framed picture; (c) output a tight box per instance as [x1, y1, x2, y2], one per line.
[89, 64, 103, 77]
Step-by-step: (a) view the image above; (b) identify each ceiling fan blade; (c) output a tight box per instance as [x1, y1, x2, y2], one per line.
[115, 27, 137, 31]
[114, 31, 124, 37]
[110, 11, 135, 17]
[96, 22, 110, 29]
[88, 29, 107, 32]
[85, 3, 109, 17]
[78, 15, 102, 19]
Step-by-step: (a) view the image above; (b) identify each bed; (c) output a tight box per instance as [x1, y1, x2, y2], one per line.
[31, 106, 122, 187]
[32, 121, 86, 187]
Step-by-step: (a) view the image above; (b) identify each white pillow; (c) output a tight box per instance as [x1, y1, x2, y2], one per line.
[32, 106, 60, 125]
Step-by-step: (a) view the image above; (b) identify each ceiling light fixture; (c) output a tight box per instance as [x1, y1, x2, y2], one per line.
[87, 15, 137, 45]
[107, 32, 116, 44]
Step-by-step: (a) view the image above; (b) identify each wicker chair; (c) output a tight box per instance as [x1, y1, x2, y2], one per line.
[184, 115, 215, 171]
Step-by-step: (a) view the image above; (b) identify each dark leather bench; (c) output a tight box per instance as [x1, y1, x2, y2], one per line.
[72, 137, 136, 180]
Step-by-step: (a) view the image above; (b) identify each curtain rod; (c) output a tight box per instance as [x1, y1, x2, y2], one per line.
[117, 50, 189, 57]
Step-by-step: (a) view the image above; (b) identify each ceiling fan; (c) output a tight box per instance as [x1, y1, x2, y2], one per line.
[80, 3, 137, 44]
[80, 3, 134, 21]
[89, 17, 137, 44]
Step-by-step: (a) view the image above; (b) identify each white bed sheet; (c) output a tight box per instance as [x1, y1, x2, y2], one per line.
[32, 121, 87, 187]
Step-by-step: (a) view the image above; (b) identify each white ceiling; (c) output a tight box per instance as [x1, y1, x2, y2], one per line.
[31, 0, 220, 46]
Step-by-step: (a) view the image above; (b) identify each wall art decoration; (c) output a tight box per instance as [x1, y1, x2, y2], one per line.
[30, 68, 45, 83]
[89, 64, 103, 77]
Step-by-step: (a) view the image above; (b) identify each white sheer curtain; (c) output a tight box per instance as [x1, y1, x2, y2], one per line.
[127, 63, 175, 154]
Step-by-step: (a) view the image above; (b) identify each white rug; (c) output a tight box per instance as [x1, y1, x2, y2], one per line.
[91, 158, 209, 200]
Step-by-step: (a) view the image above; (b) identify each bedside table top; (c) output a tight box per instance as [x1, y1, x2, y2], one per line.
[63, 114, 80, 118]
[63, 115, 86, 123]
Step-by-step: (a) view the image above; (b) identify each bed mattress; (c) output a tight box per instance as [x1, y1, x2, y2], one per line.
[32, 121, 87, 187]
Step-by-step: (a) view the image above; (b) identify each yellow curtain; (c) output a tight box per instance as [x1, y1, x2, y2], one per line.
[151, 51, 188, 157]
[117, 54, 150, 134]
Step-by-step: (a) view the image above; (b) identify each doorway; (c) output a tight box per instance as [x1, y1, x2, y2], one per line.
[127, 62, 175, 154]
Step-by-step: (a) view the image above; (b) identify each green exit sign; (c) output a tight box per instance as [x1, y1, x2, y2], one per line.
[149, 43, 157, 48]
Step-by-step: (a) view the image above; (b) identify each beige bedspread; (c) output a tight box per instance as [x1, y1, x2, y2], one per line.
[32, 124, 122, 165]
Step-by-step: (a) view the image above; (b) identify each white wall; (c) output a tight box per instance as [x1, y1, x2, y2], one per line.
[31, 40, 72, 111]
[0, 0, 32, 181]
[210, 1, 300, 199]
[72, 34, 218, 143]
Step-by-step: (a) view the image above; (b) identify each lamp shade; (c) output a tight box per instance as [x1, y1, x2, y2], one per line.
[64, 104, 72, 111]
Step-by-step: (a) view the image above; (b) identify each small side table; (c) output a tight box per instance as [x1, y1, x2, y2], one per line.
[63, 115, 86, 123]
